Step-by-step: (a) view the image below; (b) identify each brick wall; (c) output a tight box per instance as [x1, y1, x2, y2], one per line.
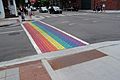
[107, 0, 120, 10]
[91, 0, 120, 10]
[60, 0, 120, 10]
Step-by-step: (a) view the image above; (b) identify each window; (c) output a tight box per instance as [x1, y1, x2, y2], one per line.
[10, 0, 13, 5]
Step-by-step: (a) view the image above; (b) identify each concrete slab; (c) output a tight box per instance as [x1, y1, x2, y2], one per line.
[98, 44, 120, 60]
[0, 20, 18, 27]
[0, 70, 5, 78]
[55, 56, 120, 80]
[6, 68, 19, 76]
[6, 74, 19, 80]
[0, 78, 5, 80]
[0, 61, 51, 80]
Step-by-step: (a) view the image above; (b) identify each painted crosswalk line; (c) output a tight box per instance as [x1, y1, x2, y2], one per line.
[23, 21, 88, 53]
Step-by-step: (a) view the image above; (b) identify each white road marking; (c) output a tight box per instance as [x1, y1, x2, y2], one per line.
[21, 23, 42, 54]
[0, 30, 23, 35]
[39, 16, 45, 18]
[66, 14, 72, 16]
[92, 21, 97, 23]
[61, 21, 69, 23]
[34, 13, 90, 20]
[69, 23, 75, 26]
[101, 17, 105, 18]
[83, 19, 89, 20]
[39, 21, 89, 45]
[45, 15, 51, 18]
[73, 14, 79, 16]
[59, 14, 65, 16]
[0, 27, 20, 30]
[51, 15, 58, 17]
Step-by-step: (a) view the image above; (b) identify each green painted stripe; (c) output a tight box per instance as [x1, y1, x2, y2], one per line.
[29, 22, 65, 50]
[32, 22, 72, 48]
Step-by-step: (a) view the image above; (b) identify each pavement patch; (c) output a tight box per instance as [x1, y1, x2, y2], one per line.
[0, 61, 51, 80]
[48, 50, 107, 70]
[0, 68, 20, 80]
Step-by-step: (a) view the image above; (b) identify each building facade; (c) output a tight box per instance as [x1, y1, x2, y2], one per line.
[56, 0, 120, 10]
[0, 0, 5, 18]
[0, 0, 17, 18]
[92, 0, 120, 10]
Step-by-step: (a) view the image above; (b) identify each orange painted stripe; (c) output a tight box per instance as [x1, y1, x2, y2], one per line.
[30, 22, 65, 50]
[25, 23, 58, 52]
[24, 23, 47, 52]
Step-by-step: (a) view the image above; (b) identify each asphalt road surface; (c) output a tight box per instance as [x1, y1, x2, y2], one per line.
[0, 12, 120, 62]
[41, 12, 120, 44]
[0, 20, 37, 62]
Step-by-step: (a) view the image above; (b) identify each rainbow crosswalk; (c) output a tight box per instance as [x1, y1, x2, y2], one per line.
[23, 21, 87, 53]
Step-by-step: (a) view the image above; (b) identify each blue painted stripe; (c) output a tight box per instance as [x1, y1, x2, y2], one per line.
[32, 22, 73, 48]
[35, 21, 79, 47]
[37, 21, 79, 47]
[35, 21, 82, 47]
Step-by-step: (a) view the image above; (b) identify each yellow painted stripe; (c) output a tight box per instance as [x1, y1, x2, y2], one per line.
[29, 22, 65, 50]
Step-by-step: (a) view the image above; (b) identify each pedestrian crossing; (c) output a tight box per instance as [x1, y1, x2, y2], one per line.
[34, 13, 89, 20]
[23, 21, 88, 53]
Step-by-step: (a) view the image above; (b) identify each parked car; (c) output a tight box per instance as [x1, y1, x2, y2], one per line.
[66, 7, 79, 11]
[31, 7, 37, 11]
[49, 6, 62, 14]
[39, 7, 48, 13]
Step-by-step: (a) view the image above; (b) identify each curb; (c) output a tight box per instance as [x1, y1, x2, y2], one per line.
[78, 10, 120, 14]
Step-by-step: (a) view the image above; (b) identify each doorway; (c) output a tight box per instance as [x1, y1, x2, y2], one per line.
[2, 0, 10, 18]
[81, 0, 91, 10]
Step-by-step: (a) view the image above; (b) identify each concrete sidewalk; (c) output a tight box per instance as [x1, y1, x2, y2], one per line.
[0, 40, 120, 80]
[0, 18, 19, 27]
[79, 10, 120, 13]
[1, 11, 120, 80]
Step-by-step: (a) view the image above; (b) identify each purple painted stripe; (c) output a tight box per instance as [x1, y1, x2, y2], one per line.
[37, 21, 85, 46]
[35, 21, 79, 47]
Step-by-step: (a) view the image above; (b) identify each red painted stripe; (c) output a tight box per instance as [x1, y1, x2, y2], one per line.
[24, 23, 47, 52]
[24, 23, 58, 53]
[31, 26, 58, 52]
